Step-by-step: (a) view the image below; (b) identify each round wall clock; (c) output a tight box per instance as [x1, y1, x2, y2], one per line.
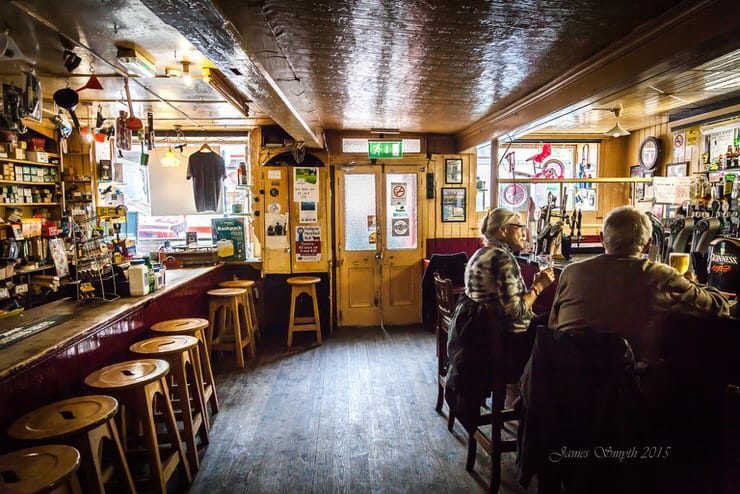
[639, 137, 661, 170]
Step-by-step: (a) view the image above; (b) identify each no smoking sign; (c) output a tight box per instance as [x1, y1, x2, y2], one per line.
[392, 183, 406, 198]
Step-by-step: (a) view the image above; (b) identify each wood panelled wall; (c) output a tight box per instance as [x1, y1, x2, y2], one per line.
[425, 154, 483, 241]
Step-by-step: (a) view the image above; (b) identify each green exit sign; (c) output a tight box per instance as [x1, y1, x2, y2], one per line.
[368, 140, 402, 159]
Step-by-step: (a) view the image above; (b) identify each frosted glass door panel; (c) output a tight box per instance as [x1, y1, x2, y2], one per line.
[344, 174, 377, 251]
[385, 173, 417, 250]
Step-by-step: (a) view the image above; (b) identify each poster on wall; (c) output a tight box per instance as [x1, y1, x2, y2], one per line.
[265, 212, 289, 249]
[295, 226, 321, 262]
[392, 218, 410, 236]
[211, 217, 246, 260]
[299, 201, 317, 223]
[294, 167, 319, 202]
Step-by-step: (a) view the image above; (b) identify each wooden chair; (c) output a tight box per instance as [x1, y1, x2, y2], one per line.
[433, 273, 457, 431]
[286, 276, 322, 347]
[0, 444, 83, 494]
[130, 335, 209, 473]
[150, 317, 220, 416]
[465, 305, 522, 494]
[85, 359, 192, 494]
[8, 395, 135, 494]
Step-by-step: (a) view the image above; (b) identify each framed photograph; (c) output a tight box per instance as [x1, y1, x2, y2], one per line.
[630, 165, 643, 177]
[441, 187, 466, 222]
[641, 169, 655, 201]
[665, 161, 688, 177]
[445, 158, 463, 184]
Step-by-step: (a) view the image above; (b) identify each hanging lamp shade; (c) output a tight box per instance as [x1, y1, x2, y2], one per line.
[161, 148, 180, 167]
[604, 108, 630, 137]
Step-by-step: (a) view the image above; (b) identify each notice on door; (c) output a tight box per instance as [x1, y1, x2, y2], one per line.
[392, 218, 410, 236]
[294, 167, 319, 202]
[391, 182, 406, 206]
[295, 226, 321, 262]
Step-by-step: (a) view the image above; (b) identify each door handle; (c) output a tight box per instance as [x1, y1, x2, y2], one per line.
[375, 251, 382, 260]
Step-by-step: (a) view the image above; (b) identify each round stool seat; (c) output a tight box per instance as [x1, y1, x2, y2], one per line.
[130, 335, 199, 356]
[0, 444, 80, 493]
[84, 359, 169, 390]
[151, 318, 208, 334]
[8, 395, 118, 441]
[207, 288, 246, 297]
[219, 280, 255, 288]
[287, 276, 321, 286]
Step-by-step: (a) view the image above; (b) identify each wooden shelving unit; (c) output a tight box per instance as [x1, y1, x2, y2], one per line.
[0, 158, 59, 168]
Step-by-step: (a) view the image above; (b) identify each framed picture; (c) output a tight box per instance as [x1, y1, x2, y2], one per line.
[665, 161, 688, 177]
[445, 158, 463, 184]
[441, 187, 466, 222]
[641, 169, 655, 201]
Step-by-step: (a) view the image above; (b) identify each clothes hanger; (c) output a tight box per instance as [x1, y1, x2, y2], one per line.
[198, 142, 213, 152]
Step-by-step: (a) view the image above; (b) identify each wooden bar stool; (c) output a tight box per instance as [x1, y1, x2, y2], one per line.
[150, 318, 219, 416]
[219, 279, 261, 341]
[0, 444, 82, 493]
[8, 395, 135, 494]
[286, 276, 322, 347]
[84, 359, 191, 494]
[130, 335, 209, 473]
[207, 288, 254, 369]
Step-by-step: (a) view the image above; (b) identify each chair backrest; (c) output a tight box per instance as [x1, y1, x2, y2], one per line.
[433, 273, 456, 322]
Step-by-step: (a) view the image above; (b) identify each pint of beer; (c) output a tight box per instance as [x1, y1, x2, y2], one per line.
[668, 252, 690, 274]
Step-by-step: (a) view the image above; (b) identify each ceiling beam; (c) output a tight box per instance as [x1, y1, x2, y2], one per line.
[456, 0, 740, 152]
[140, 0, 324, 149]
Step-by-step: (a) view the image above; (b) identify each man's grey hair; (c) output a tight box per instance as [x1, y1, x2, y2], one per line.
[602, 206, 652, 256]
[481, 208, 519, 245]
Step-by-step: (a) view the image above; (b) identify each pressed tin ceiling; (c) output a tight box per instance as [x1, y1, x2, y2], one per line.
[2, 0, 740, 145]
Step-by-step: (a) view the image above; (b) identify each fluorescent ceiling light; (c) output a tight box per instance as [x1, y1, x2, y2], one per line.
[116, 45, 157, 78]
[705, 75, 740, 91]
[202, 67, 251, 118]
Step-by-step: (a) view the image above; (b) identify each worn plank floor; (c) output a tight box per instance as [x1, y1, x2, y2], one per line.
[188, 327, 534, 494]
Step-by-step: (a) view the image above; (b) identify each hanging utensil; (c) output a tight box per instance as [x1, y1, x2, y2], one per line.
[53, 86, 80, 130]
[95, 104, 104, 129]
[145, 111, 154, 150]
[115, 110, 132, 150]
[22, 71, 41, 120]
[123, 78, 142, 131]
[77, 73, 104, 92]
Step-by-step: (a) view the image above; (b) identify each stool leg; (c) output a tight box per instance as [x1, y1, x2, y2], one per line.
[241, 295, 256, 358]
[76, 430, 105, 494]
[172, 353, 199, 472]
[287, 286, 297, 348]
[157, 378, 192, 486]
[311, 286, 322, 344]
[65, 473, 83, 494]
[207, 301, 217, 351]
[196, 328, 219, 414]
[106, 418, 136, 493]
[188, 347, 210, 446]
[138, 385, 170, 494]
[231, 298, 246, 369]
[247, 287, 261, 341]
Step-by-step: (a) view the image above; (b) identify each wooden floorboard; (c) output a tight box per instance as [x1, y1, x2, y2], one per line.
[189, 327, 534, 494]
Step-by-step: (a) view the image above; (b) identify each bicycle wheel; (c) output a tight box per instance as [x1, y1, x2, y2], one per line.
[502, 183, 528, 208]
[542, 159, 564, 179]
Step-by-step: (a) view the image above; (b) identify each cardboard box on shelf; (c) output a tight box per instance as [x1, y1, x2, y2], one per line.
[26, 151, 48, 163]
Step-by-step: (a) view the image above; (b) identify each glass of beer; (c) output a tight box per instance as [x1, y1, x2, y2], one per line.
[668, 252, 690, 274]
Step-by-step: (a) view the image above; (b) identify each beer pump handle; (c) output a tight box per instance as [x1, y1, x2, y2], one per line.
[576, 209, 582, 242]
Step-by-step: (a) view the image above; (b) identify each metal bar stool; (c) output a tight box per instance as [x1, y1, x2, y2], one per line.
[150, 318, 219, 417]
[0, 444, 83, 494]
[8, 395, 135, 494]
[286, 276, 322, 347]
[207, 288, 254, 369]
[85, 359, 191, 494]
[219, 279, 261, 342]
[130, 335, 209, 473]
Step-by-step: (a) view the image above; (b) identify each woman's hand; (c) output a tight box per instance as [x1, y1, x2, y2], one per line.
[533, 267, 556, 293]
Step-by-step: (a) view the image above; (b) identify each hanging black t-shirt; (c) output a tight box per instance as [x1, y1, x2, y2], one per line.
[187, 151, 226, 212]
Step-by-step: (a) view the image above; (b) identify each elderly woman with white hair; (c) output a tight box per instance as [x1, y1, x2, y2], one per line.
[445, 208, 555, 430]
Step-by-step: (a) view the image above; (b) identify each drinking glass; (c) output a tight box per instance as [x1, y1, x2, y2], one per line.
[536, 254, 554, 270]
[668, 252, 690, 274]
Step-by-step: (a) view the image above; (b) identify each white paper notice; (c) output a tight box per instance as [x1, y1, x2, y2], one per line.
[299, 201, 318, 223]
[294, 167, 319, 202]
[267, 169, 282, 179]
[653, 177, 678, 204]
[265, 212, 289, 249]
[295, 226, 321, 262]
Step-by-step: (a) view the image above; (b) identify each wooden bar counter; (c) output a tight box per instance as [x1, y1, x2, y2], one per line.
[0, 264, 226, 444]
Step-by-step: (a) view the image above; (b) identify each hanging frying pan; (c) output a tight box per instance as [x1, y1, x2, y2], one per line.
[123, 79, 143, 131]
[95, 104, 104, 129]
[53, 87, 80, 130]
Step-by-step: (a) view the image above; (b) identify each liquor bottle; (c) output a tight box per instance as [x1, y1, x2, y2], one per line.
[239, 162, 248, 185]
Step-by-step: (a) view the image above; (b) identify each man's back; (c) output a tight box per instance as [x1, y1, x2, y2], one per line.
[549, 254, 729, 362]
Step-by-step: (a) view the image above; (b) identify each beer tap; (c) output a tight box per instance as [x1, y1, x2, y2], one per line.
[576, 209, 582, 245]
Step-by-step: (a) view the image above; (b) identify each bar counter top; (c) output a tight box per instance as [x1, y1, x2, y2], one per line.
[0, 264, 223, 380]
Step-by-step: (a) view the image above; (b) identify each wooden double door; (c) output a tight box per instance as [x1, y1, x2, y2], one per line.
[335, 165, 424, 327]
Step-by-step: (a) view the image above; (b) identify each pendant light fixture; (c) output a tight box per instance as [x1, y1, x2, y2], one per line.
[604, 108, 630, 138]
[160, 131, 180, 167]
